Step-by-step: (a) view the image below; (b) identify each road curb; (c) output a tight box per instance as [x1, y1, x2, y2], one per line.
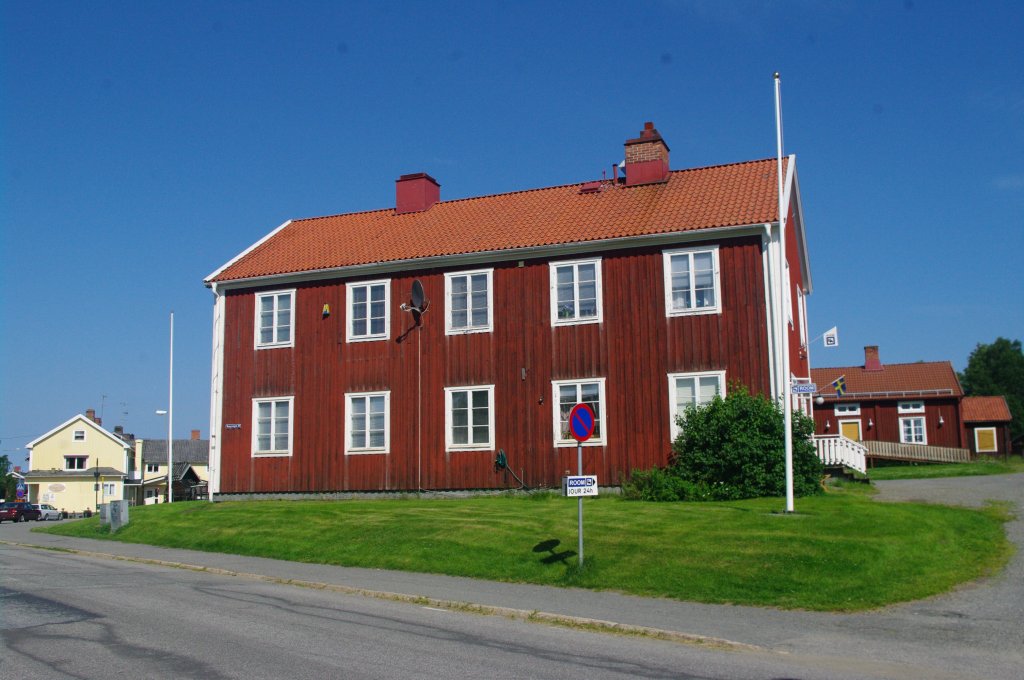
[2, 538, 762, 653]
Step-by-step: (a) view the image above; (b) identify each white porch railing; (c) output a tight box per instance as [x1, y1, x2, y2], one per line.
[813, 435, 867, 474]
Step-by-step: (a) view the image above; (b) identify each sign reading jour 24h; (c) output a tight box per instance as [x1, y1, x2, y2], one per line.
[564, 476, 598, 497]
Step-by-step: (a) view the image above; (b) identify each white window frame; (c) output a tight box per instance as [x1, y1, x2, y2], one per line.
[345, 391, 390, 455]
[145, 463, 159, 473]
[974, 427, 998, 453]
[64, 455, 87, 471]
[102, 482, 116, 496]
[667, 371, 725, 441]
[346, 280, 391, 342]
[251, 397, 294, 457]
[552, 378, 607, 447]
[73, 429, 86, 442]
[898, 400, 925, 414]
[445, 269, 493, 335]
[899, 416, 927, 445]
[254, 290, 296, 349]
[444, 385, 495, 451]
[663, 245, 721, 316]
[549, 258, 603, 326]
[835, 402, 861, 416]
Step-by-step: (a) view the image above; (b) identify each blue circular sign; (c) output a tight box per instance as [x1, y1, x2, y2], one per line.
[568, 403, 596, 442]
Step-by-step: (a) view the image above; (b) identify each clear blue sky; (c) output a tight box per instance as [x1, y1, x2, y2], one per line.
[2, 1, 1022, 465]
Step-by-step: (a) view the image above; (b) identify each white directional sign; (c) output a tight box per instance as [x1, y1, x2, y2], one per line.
[564, 476, 598, 497]
[791, 383, 818, 394]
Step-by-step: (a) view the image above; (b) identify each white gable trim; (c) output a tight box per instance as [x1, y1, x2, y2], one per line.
[783, 156, 811, 295]
[26, 414, 131, 451]
[204, 219, 293, 284]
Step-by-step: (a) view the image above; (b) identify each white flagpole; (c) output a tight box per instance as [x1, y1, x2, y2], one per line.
[168, 311, 174, 504]
[775, 73, 794, 513]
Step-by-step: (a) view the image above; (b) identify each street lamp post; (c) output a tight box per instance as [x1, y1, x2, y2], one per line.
[93, 468, 100, 512]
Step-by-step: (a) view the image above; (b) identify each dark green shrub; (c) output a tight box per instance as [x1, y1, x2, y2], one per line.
[622, 467, 693, 501]
[669, 385, 823, 500]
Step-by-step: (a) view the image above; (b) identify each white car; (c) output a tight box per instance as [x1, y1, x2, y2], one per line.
[31, 504, 62, 521]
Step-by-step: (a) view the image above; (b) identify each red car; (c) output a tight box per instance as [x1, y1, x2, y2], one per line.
[0, 501, 41, 523]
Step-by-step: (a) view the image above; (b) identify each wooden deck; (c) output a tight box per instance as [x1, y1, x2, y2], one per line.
[863, 440, 971, 464]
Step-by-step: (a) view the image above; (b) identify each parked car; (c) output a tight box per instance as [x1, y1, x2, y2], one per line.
[31, 503, 62, 521]
[0, 501, 41, 523]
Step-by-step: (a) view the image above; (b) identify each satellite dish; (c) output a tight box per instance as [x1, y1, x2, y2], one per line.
[399, 279, 429, 325]
[411, 280, 425, 310]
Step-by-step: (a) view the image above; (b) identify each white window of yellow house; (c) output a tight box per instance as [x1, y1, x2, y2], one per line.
[65, 456, 87, 471]
[73, 430, 86, 442]
[974, 427, 997, 453]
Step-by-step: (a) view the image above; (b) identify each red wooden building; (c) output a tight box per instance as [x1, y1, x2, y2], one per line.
[811, 346, 966, 452]
[205, 122, 812, 496]
[962, 396, 1013, 458]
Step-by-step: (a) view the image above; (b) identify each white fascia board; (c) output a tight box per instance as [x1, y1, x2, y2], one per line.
[204, 219, 294, 286]
[208, 223, 770, 292]
[783, 156, 812, 295]
[208, 291, 226, 496]
[25, 414, 131, 452]
[760, 225, 779, 401]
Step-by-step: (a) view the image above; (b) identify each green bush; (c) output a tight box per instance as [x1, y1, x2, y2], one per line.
[670, 386, 823, 500]
[624, 386, 824, 502]
[622, 467, 704, 501]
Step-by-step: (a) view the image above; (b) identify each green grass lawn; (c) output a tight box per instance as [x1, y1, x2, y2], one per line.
[39, 486, 1013, 612]
[868, 456, 1024, 480]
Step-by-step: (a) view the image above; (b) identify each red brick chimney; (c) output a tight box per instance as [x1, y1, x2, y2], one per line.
[191, 429, 200, 440]
[85, 408, 101, 425]
[624, 121, 670, 186]
[864, 345, 883, 371]
[395, 173, 440, 214]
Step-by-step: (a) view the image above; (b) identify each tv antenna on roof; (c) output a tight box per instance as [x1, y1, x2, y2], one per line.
[399, 279, 430, 325]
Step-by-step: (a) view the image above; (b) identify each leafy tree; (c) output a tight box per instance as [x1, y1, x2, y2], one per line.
[1, 455, 18, 501]
[959, 338, 1024, 439]
[669, 386, 823, 500]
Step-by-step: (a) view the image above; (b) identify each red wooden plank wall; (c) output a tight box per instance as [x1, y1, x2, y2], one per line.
[218, 236, 772, 493]
[813, 398, 964, 449]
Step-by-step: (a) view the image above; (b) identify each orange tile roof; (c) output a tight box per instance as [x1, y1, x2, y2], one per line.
[210, 158, 785, 283]
[810, 361, 963, 400]
[962, 396, 1012, 422]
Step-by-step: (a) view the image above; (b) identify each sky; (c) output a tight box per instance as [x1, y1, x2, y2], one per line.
[2, 1, 1022, 466]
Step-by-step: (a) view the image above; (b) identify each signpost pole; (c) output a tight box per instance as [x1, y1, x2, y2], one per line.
[577, 440, 584, 567]
[567, 402, 596, 569]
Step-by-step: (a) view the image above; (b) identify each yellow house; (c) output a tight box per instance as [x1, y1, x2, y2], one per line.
[24, 411, 134, 514]
[136, 430, 209, 503]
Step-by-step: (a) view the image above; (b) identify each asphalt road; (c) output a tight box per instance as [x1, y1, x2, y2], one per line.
[2, 473, 1022, 679]
[2, 543, 884, 680]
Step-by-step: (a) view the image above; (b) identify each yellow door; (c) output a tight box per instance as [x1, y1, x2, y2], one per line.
[840, 420, 861, 441]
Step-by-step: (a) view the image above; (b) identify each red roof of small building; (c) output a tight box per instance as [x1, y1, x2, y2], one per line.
[209, 158, 786, 283]
[962, 396, 1012, 423]
[810, 361, 963, 401]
